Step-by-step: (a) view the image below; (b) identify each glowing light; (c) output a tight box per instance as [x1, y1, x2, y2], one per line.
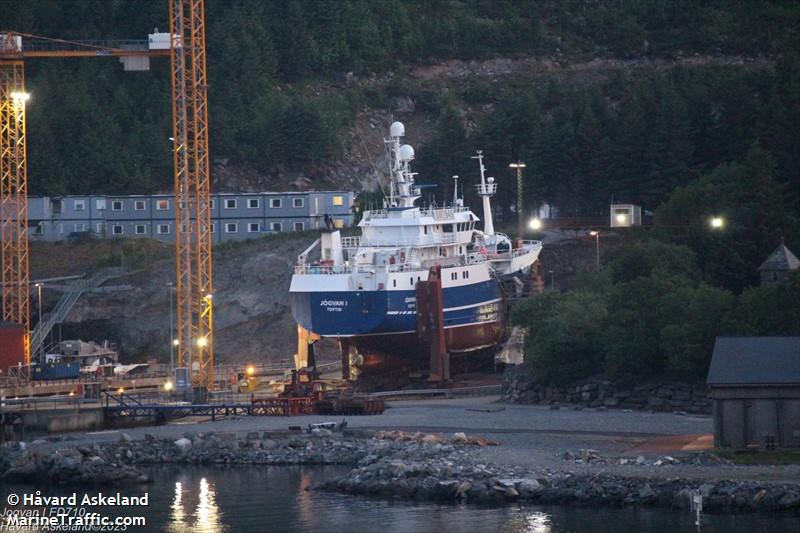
[526, 511, 552, 532]
[246, 365, 255, 377]
[509, 162, 526, 169]
[171, 482, 185, 526]
[172, 339, 180, 346]
[10, 91, 29, 102]
[117, 387, 124, 394]
[203, 293, 213, 301]
[68, 391, 75, 397]
[528, 218, 542, 230]
[196, 477, 221, 531]
[589, 230, 599, 236]
[164, 381, 174, 391]
[616, 213, 627, 223]
[710, 216, 724, 229]
[196, 337, 208, 348]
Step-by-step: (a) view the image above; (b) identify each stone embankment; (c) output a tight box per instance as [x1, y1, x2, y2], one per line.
[3, 430, 798, 514]
[502, 365, 711, 414]
[323, 453, 800, 513]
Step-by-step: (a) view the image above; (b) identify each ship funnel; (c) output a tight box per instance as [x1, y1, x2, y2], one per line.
[390, 121, 405, 138]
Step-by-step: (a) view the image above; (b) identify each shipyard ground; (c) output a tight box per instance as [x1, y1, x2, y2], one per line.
[48, 396, 799, 484]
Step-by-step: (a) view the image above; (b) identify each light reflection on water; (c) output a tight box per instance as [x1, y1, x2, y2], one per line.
[525, 512, 551, 533]
[168, 476, 226, 533]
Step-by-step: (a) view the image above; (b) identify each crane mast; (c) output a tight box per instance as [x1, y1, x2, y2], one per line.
[170, 0, 214, 390]
[0, 57, 30, 366]
[0, 1, 215, 390]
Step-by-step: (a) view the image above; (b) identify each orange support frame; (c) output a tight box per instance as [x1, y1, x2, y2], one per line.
[0, 59, 30, 368]
[170, 0, 214, 389]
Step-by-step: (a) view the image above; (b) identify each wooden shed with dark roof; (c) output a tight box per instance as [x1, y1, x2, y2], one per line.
[758, 243, 799, 285]
[707, 337, 800, 449]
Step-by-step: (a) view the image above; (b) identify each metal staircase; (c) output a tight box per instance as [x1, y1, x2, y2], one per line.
[29, 267, 125, 360]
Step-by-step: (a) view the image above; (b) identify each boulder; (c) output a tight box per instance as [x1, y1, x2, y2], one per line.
[174, 438, 192, 452]
[778, 492, 800, 509]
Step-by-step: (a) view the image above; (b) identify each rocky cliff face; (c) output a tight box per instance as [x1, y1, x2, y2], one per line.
[32, 236, 325, 365]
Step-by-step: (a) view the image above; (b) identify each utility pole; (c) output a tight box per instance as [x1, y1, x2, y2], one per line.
[590, 231, 600, 272]
[509, 162, 526, 238]
[34, 282, 42, 361]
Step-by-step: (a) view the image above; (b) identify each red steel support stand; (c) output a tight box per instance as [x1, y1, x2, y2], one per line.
[417, 265, 449, 385]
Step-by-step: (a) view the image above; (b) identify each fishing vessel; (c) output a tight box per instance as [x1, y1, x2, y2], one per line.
[289, 122, 542, 372]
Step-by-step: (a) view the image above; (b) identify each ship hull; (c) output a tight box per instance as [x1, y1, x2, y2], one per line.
[290, 278, 507, 358]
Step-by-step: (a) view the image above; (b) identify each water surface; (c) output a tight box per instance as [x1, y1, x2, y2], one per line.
[4, 466, 795, 532]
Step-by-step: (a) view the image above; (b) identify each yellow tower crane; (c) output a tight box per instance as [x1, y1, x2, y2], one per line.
[0, 0, 214, 389]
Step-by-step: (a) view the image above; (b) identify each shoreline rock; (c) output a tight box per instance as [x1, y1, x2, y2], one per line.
[2, 430, 798, 515]
[318, 454, 800, 514]
[502, 366, 711, 414]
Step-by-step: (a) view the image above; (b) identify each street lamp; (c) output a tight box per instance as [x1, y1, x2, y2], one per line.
[589, 231, 600, 272]
[509, 162, 526, 237]
[34, 283, 43, 360]
[168, 283, 175, 370]
[10, 91, 30, 103]
[529, 218, 542, 231]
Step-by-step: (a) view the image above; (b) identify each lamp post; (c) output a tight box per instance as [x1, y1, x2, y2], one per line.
[589, 231, 600, 272]
[509, 162, 526, 237]
[34, 283, 43, 361]
[168, 283, 175, 371]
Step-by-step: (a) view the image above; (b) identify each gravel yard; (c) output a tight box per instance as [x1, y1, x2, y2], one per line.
[43, 395, 799, 483]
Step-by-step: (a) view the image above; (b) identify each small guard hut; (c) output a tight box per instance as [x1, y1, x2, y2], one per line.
[758, 242, 799, 286]
[707, 336, 800, 449]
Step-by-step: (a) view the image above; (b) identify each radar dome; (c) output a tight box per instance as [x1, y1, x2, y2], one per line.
[399, 144, 415, 161]
[390, 121, 405, 138]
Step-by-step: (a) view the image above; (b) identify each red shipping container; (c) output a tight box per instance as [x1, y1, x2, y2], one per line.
[0, 321, 25, 372]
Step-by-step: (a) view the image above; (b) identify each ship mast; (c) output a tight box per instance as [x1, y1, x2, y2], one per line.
[385, 122, 419, 208]
[473, 151, 497, 235]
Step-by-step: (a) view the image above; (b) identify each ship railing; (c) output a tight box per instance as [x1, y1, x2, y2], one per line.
[293, 264, 349, 275]
[359, 234, 458, 247]
[488, 241, 543, 261]
[363, 209, 388, 220]
[466, 252, 488, 265]
[386, 262, 421, 273]
[421, 206, 470, 220]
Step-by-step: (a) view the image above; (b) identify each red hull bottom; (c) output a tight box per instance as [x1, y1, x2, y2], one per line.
[347, 320, 507, 377]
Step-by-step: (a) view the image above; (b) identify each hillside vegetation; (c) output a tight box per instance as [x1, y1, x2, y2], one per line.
[4, 0, 799, 199]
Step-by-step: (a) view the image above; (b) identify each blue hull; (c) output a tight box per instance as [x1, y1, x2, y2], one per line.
[290, 280, 503, 338]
